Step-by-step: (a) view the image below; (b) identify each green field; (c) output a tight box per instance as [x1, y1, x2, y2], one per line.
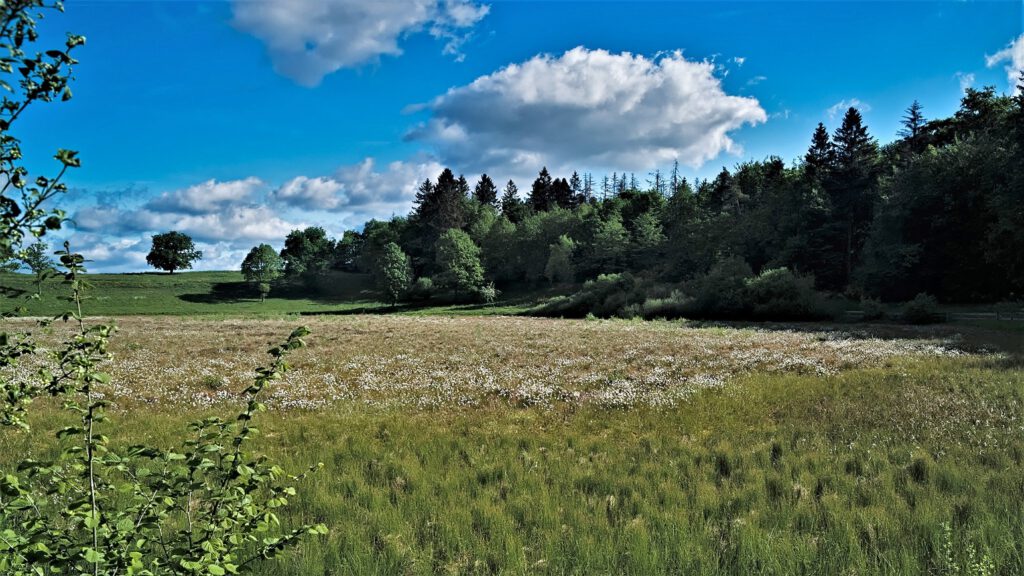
[0, 271, 539, 317]
[2, 314, 1022, 575]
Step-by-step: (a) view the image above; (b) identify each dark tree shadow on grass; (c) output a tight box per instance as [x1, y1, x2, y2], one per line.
[675, 318, 1024, 363]
[178, 281, 254, 304]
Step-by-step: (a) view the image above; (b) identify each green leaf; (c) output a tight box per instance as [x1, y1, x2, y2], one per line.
[83, 510, 100, 529]
[82, 547, 104, 563]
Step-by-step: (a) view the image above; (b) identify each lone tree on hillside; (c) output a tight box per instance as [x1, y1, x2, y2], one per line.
[241, 243, 284, 302]
[146, 230, 202, 274]
[21, 240, 57, 294]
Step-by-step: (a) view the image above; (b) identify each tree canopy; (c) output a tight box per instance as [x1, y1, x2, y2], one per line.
[241, 244, 284, 301]
[146, 231, 202, 274]
[263, 85, 1023, 312]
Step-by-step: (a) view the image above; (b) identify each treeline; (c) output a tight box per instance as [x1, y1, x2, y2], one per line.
[266, 82, 1023, 319]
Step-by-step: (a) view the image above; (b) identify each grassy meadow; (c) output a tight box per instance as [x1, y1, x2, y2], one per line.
[0, 271, 539, 317]
[2, 314, 1022, 574]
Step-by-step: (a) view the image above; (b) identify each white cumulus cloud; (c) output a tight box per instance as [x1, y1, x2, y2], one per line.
[273, 158, 443, 223]
[145, 177, 264, 214]
[986, 34, 1024, 94]
[404, 47, 767, 177]
[231, 0, 489, 86]
[273, 175, 346, 210]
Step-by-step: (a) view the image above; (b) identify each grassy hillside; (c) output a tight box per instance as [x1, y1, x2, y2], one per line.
[0, 270, 373, 316]
[0, 271, 547, 317]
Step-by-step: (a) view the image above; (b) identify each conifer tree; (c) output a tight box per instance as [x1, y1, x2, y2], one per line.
[569, 171, 582, 206]
[898, 100, 927, 154]
[529, 167, 554, 211]
[804, 122, 834, 182]
[500, 180, 528, 223]
[473, 173, 498, 206]
[831, 107, 879, 287]
[551, 177, 574, 209]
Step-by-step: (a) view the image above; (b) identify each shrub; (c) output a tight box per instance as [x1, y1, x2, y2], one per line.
[474, 282, 500, 304]
[640, 290, 690, 320]
[409, 276, 435, 301]
[860, 297, 886, 321]
[902, 292, 942, 324]
[682, 256, 753, 319]
[743, 267, 828, 321]
[993, 300, 1023, 320]
[535, 273, 646, 318]
[257, 281, 271, 301]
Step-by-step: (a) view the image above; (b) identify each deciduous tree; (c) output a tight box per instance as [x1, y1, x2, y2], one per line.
[435, 228, 485, 299]
[241, 243, 284, 301]
[146, 230, 202, 274]
[377, 242, 412, 305]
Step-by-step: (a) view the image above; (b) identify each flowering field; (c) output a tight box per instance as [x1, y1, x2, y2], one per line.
[6, 315, 972, 411]
[3, 315, 1022, 575]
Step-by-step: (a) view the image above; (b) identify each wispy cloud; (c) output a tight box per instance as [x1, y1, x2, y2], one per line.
[955, 71, 975, 93]
[827, 98, 870, 120]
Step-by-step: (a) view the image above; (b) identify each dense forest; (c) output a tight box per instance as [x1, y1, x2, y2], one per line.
[266, 82, 1023, 319]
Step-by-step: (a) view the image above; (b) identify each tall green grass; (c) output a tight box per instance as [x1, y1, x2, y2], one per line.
[4, 355, 1020, 575]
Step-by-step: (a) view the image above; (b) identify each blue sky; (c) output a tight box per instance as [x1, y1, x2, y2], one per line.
[16, 0, 1024, 271]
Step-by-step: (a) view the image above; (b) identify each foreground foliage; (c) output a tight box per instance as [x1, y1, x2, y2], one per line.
[0, 3, 324, 573]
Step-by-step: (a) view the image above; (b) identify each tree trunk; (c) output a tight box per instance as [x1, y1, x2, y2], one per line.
[845, 218, 853, 287]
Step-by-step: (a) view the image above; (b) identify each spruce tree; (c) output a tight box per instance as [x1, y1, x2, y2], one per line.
[551, 177, 574, 209]
[804, 122, 835, 183]
[529, 167, 554, 211]
[500, 180, 531, 224]
[898, 100, 927, 154]
[431, 168, 468, 231]
[569, 171, 582, 206]
[473, 173, 498, 206]
[831, 107, 879, 289]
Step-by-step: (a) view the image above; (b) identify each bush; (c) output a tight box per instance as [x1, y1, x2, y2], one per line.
[902, 292, 942, 324]
[744, 267, 828, 321]
[683, 256, 753, 319]
[640, 290, 690, 320]
[537, 261, 828, 322]
[860, 297, 885, 321]
[993, 300, 1023, 320]
[474, 282, 500, 304]
[409, 276, 434, 301]
[535, 273, 645, 318]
